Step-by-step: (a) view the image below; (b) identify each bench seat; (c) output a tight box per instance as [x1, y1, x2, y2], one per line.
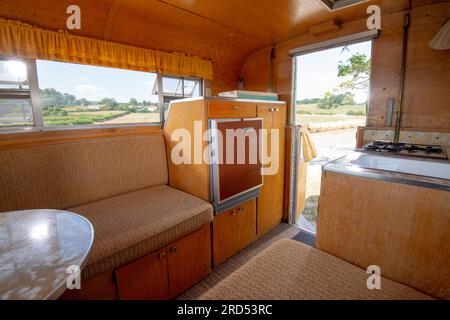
[200, 239, 432, 300]
[70, 185, 213, 280]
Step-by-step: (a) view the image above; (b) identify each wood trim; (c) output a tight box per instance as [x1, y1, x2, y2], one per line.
[0, 125, 162, 150]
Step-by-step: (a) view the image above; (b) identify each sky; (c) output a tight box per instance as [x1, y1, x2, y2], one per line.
[36, 60, 159, 103]
[296, 41, 372, 104]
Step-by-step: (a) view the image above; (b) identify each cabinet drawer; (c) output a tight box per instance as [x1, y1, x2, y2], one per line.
[213, 199, 257, 266]
[208, 101, 257, 118]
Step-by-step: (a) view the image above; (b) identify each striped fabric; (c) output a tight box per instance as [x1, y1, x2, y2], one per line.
[200, 239, 432, 300]
[0, 135, 168, 212]
[70, 185, 213, 280]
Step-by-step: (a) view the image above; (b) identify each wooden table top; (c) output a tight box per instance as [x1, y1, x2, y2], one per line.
[0, 209, 94, 300]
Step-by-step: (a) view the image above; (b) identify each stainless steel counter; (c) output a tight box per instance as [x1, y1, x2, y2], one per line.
[323, 151, 450, 192]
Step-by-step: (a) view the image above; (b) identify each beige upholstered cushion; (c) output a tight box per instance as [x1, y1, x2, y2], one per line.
[69, 185, 213, 280]
[0, 135, 168, 212]
[200, 239, 432, 300]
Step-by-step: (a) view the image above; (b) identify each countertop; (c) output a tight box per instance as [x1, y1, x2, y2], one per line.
[323, 151, 450, 192]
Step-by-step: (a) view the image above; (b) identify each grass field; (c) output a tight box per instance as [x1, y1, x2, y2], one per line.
[43, 108, 160, 126]
[296, 103, 366, 127]
[44, 110, 129, 126]
[297, 103, 366, 115]
[102, 112, 160, 124]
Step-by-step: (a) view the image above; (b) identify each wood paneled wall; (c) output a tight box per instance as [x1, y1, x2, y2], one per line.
[241, 2, 450, 131]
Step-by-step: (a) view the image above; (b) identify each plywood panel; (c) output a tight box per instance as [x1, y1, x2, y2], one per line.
[167, 224, 211, 298]
[316, 171, 450, 300]
[163, 99, 210, 201]
[257, 104, 287, 235]
[213, 199, 257, 266]
[115, 247, 170, 300]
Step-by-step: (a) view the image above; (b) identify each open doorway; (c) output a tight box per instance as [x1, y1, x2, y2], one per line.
[294, 40, 372, 233]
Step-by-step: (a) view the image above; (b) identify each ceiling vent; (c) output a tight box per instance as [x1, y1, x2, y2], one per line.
[318, 0, 368, 11]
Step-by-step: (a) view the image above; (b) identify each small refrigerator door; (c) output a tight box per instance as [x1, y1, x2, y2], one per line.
[210, 118, 263, 213]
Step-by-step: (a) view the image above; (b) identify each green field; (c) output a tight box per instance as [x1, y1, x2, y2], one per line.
[43, 110, 130, 126]
[297, 103, 366, 115]
[296, 103, 366, 126]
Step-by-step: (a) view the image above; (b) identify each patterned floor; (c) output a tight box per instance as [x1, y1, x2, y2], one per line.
[176, 223, 303, 300]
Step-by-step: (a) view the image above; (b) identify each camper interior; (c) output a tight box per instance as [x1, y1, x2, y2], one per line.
[0, 0, 449, 304]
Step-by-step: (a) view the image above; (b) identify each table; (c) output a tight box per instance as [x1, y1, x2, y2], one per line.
[0, 209, 94, 300]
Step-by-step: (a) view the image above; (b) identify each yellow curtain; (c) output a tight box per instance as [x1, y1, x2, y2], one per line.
[0, 19, 213, 79]
[301, 130, 317, 162]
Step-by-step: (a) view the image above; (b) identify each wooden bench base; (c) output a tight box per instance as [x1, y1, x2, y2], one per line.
[60, 224, 211, 300]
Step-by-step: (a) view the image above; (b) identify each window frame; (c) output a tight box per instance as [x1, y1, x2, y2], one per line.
[0, 57, 203, 133]
[289, 31, 378, 126]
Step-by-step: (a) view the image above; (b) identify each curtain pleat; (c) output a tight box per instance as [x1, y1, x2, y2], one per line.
[0, 19, 213, 79]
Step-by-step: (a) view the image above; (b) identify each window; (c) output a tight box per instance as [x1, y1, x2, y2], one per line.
[36, 60, 160, 127]
[153, 75, 202, 121]
[0, 57, 203, 130]
[0, 59, 35, 127]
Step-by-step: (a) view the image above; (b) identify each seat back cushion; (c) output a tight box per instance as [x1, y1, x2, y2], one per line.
[0, 134, 168, 211]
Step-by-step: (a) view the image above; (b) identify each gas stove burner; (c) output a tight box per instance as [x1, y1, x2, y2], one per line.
[363, 141, 447, 160]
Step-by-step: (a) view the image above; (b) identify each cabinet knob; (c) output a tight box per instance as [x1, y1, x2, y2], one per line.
[170, 247, 177, 254]
[233, 106, 240, 110]
[158, 252, 167, 259]
[269, 107, 279, 112]
[238, 207, 244, 214]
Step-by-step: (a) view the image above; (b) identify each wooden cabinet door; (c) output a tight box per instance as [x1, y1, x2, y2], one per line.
[213, 199, 256, 266]
[257, 105, 286, 236]
[167, 225, 211, 298]
[115, 248, 170, 300]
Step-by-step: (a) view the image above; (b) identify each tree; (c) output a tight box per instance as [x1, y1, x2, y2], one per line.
[317, 92, 355, 109]
[40, 88, 77, 108]
[129, 98, 139, 106]
[100, 98, 118, 110]
[337, 53, 371, 91]
[76, 98, 90, 106]
[342, 92, 356, 105]
[297, 98, 320, 105]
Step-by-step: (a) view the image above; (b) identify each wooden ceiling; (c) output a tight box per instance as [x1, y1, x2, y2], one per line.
[0, 0, 413, 85]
